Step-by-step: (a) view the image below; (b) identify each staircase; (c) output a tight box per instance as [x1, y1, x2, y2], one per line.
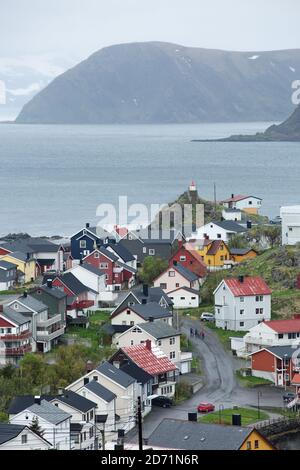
[287, 396, 300, 409]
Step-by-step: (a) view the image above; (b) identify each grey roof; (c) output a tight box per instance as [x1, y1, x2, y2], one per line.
[0, 260, 17, 270]
[116, 261, 137, 274]
[105, 243, 135, 262]
[223, 208, 242, 213]
[51, 390, 96, 412]
[57, 272, 89, 296]
[8, 395, 54, 415]
[266, 346, 299, 360]
[138, 320, 180, 340]
[36, 285, 67, 300]
[168, 286, 199, 295]
[96, 361, 135, 388]
[13, 295, 48, 313]
[132, 286, 173, 306]
[7, 251, 32, 262]
[81, 263, 105, 277]
[212, 220, 246, 233]
[173, 263, 199, 282]
[148, 419, 254, 450]
[98, 246, 119, 262]
[102, 323, 130, 336]
[230, 247, 256, 255]
[2, 306, 30, 326]
[27, 400, 71, 425]
[1, 238, 60, 254]
[130, 302, 173, 320]
[0, 424, 27, 445]
[120, 361, 153, 385]
[85, 226, 116, 241]
[84, 380, 116, 403]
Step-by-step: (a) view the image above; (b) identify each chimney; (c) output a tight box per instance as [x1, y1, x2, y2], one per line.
[145, 339, 152, 351]
[232, 414, 241, 426]
[23, 291, 28, 298]
[80, 258, 83, 265]
[34, 396, 41, 406]
[86, 223, 90, 229]
[26, 252, 31, 261]
[239, 275, 244, 283]
[188, 412, 198, 422]
[143, 284, 149, 297]
[86, 360, 93, 372]
[141, 299, 147, 305]
[148, 316, 154, 323]
[113, 361, 120, 369]
[83, 377, 89, 385]
[58, 388, 64, 396]
[173, 260, 178, 266]
[0, 305, 3, 313]
[247, 220, 252, 229]
[231, 194, 234, 199]
[47, 279, 53, 289]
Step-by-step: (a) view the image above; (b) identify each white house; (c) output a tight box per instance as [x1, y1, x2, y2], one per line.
[221, 194, 262, 214]
[0, 424, 52, 450]
[214, 276, 272, 331]
[0, 306, 32, 366]
[110, 302, 173, 328]
[66, 263, 106, 305]
[10, 398, 71, 450]
[231, 317, 300, 356]
[153, 263, 200, 294]
[222, 208, 242, 222]
[188, 220, 246, 243]
[280, 205, 300, 245]
[66, 361, 137, 433]
[167, 287, 200, 308]
[0, 261, 18, 291]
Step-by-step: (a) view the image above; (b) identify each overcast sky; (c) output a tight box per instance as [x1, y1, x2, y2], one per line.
[1, 0, 300, 64]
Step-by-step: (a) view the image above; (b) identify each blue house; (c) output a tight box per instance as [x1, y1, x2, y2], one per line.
[71, 223, 117, 260]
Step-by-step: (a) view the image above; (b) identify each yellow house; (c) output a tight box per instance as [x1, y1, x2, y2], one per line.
[0, 252, 37, 283]
[230, 247, 258, 263]
[239, 428, 275, 451]
[186, 239, 231, 270]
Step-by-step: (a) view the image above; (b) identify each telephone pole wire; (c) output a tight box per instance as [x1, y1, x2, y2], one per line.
[137, 396, 143, 451]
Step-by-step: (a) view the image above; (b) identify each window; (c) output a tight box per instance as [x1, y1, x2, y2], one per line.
[160, 283, 167, 289]
[170, 337, 175, 345]
[180, 256, 186, 261]
[248, 201, 252, 205]
[168, 271, 175, 277]
[89, 427, 94, 439]
[80, 240, 87, 248]
[130, 340, 134, 345]
[256, 308, 260, 315]
[180, 297, 185, 300]
[217, 234, 222, 238]
[191, 297, 196, 300]
[240, 322, 244, 327]
[170, 351, 176, 359]
[260, 308, 263, 314]
[176, 283, 180, 288]
[94, 252, 99, 258]
[149, 249, 155, 256]
[288, 333, 297, 339]
[246, 441, 251, 450]
[126, 309, 131, 315]
[254, 440, 259, 449]
[158, 340, 162, 346]
[21, 434, 28, 444]
[130, 321, 134, 326]
[100, 263, 108, 269]
[278, 334, 284, 339]
[143, 247, 147, 253]
[240, 297, 244, 302]
[240, 309, 244, 315]
[220, 245, 224, 250]
[220, 256, 224, 261]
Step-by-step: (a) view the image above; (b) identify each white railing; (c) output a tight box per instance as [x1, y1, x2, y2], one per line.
[37, 314, 62, 328]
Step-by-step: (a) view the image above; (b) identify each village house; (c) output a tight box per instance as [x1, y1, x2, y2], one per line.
[222, 208, 242, 221]
[280, 205, 300, 245]
[8, 293, 65, 353]
[31, 281, 67, 325]
[83, 247, 137, 292]
[110, 301, 174, 331]
[231, 316, 300, 356]
[0, 305, 32, 365]
[10, 397, 72, 450]
[147, 418, 274, 451]
[153, 262, 200, 294]
[119, 362, 153, 418]
[186, 239, 231, 271]
[0, 260, 19, 291]
[70, 223, 116, 260]
[229, 247, 257, 264]
[0, 252, 36, 283]
[66, 361, 137, 433]
[167, 286, 200, 309]
[110, 339, 178, 398]
[0, 423, 52, 450]
[168, 241, 207, 279]
[214, 276, 272, 331]
[221, 194, 262, 215]
[105, 243, 137, 271]
[66, 262, 106, 305]
[250, 346, 300, 391]
[188, 220, 246, 244]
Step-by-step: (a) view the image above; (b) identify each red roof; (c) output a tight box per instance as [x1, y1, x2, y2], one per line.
[122, 343, 177, 376]
[263, 319, 300, 334]
[222, 194, 249, 203]
[292, 373, 300, 385]
[224, 276, 271, 296]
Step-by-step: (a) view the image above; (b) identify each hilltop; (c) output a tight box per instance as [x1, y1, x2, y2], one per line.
[15, 42, 300, 124]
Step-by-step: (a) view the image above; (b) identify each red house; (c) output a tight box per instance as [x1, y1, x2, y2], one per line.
[52, 272, 94, 313]
[169, 241, 207, 280]
[83, 247, 136, 291]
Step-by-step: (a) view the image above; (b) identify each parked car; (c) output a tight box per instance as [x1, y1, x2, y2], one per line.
[152, 396, 173, 408]
[283, 392, 295, 403]
[269, 216, 282, 225]
[197, 402, 215, 413]
[201, 312, 215, 322]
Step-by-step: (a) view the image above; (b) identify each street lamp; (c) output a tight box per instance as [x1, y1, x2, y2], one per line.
[218, 404, 224, 424]
[257, 391, 262, 419]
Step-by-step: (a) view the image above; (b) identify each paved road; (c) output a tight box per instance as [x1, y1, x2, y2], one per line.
[128, 316, 284, 441]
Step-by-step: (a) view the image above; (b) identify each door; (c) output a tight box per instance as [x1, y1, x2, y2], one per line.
[277, 374, 283, 386]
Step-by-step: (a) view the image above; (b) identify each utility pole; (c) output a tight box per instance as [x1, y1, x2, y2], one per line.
[137, 396, 143, 451]
[214, 182, 217, 218]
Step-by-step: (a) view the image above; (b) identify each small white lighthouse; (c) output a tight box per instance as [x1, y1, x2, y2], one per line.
[189, 180, 197, 192]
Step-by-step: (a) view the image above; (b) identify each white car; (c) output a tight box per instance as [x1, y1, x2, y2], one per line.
[201, 312, 215, 322]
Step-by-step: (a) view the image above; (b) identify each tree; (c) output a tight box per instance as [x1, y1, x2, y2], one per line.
[19, 353, 46, 388]
[139, 256, 168, 284]
[227, 234, 248, 250]
[29, 416, 45, 437]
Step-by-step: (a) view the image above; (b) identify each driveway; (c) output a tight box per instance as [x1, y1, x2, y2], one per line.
[128, 316, 285, 441]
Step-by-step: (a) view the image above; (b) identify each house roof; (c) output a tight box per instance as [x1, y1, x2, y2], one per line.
[292, 373, 300, 385]
[2, 307, 30, 326]
[132, 286, 173, 306]
[27, 400, 71, 425]
[0, 260, 17, 270]
[84, 380, 116, 403]
[206, 240, 224, 256]
[96, 361, 136, 388]
[230, 247, 257, 255]
[222, 195, 261, 203]
[36, 259, 55, 266]
[98, 247, 119, 262]
[212, 220, 246, 233]
[263, 319, 300, 334]
[56, 272, 90, 296]
[8, 396, 52, 415]
[172, 263, 199, 282]
[52, 390, 96, 412]
[251, 346, 299, 360]
[122, 343, 177, 376]
[223, 277, 272, 297]
[0, 424, 27, 445]
[35, 285, 67, 300]
[6, 251, 33, 262]
[12, 295, 48, 313]
[167, 286, 199, 296]
[147, 419, 258, 450]
[81, 262, 105, 277]
[129, 302, 173, 320]
[102, 324, 131, 336]
[120, 361, 153, 385]
[105, 243, 135, 262]
[138, 320, 180, 340]
[1, 238, 60, 254]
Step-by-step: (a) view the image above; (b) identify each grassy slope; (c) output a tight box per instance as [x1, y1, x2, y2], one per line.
[199, 407, 269, 425]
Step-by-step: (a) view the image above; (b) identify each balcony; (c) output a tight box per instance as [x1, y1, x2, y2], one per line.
[37, 326, 65, 342]
[5, 345, 32, 356]
[67, 300, 94, 311]
[37, 314, 62, 328]
[0, 330, 31, 341]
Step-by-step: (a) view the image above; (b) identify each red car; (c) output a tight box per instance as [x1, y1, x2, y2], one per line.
[197, 402, 215, 413]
